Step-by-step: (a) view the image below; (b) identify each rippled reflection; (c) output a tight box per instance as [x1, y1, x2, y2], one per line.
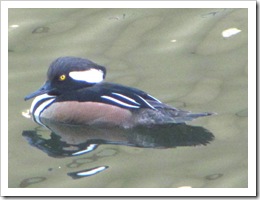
[19, 177, 46, 188]
[68, 166, 109, 179]
[22, 120, 214, 180]
[23, 120, 214, 155]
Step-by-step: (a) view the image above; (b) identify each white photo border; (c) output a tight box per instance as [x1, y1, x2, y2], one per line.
[1, 0, 256, 197]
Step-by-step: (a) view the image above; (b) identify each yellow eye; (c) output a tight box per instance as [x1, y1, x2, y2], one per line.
[59, 74, 66, 81]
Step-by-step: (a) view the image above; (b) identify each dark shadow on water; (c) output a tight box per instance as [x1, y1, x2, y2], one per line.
[22, 120, 214, 180]
[23, 120, 214, 157]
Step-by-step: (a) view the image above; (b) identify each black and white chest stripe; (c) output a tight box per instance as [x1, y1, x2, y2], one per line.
[30, 94, 55, 124]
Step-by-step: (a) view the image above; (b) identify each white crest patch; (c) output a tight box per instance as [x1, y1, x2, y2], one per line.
[69, 69, 104, 83]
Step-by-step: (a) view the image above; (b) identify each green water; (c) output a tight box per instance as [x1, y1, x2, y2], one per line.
[8, 8, 248, 188]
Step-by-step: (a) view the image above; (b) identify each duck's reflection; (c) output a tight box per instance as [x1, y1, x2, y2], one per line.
[22, 120, 214, 179]
[23, 120, 214, 156]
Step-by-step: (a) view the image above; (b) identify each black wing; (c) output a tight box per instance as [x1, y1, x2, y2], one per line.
[56, 82, 166, 110]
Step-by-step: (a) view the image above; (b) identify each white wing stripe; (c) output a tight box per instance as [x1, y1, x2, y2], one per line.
[101, 95, 140, 108]
[137, 95, 156, 109]
[112, 92, 140, 105]
[147, 94, 162, 103]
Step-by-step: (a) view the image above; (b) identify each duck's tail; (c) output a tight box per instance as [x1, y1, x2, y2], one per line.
[188, 112, 216, 118]
[171, 112, 217, 123]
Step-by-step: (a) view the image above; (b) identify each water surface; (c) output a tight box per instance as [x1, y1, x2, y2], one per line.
[8, 8, 248, 188]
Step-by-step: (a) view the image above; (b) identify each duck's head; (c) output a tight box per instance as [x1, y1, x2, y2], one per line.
[25, 56, 106, 100]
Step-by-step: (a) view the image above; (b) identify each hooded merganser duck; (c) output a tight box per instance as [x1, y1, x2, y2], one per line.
[25, 57, 214, 128]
